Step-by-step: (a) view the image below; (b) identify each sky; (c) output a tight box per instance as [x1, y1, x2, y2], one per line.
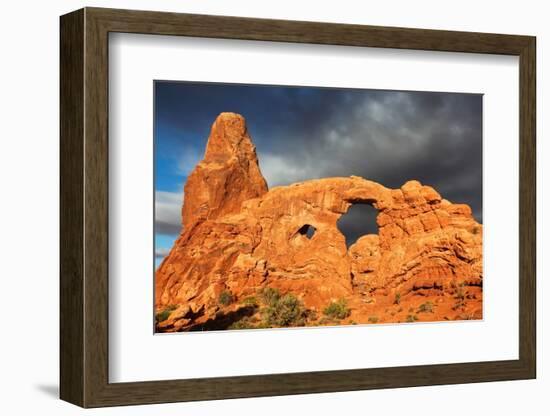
[154, 81, 482, 268]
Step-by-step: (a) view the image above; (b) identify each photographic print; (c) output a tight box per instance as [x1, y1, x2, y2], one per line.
[154, 81, 483, 333]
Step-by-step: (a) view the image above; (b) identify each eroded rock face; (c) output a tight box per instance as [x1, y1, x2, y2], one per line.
[155, 113, 482, 331]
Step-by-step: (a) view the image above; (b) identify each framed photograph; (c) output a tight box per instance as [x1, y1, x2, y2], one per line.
[60, 7, 536, 408]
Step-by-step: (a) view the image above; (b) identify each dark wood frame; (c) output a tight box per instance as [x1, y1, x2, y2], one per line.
[60, 7, 536, 408]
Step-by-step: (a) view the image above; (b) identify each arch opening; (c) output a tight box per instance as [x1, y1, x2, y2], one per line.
[337, 203, 379, 248]
[297, 224, 316, 239]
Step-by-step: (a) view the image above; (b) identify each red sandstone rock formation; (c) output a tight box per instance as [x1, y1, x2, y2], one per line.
[155, 113, 483, 332]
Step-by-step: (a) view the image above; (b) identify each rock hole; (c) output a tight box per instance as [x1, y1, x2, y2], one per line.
[337, 204, 378, 248]
[298, 224, 316, 239]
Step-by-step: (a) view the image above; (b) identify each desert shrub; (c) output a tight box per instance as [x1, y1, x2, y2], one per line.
[417, 301, 434, 313]
[262, 293, 307, 327]
[218, 290, 234, 306]
[318, 317, 340, 326]
[368, 316, 379, 324]
[305, 309, 318, 322]
[323, 299, 351, 320]
[406, 314, 418, 323]
[155, 304, 177, 323]
[453, 284, 467, 310]
[258, 287, 281, 306]
[394, 292, 401, 305]
[241, 296, 259, 307]
[228, 316, 257, 330]
[455, 284, 466, 300]
[458, 312, 476, 321]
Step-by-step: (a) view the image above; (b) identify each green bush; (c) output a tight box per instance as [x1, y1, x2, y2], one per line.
[323, 299, 351, 320]
[406, 314, 418, 323]
[155, 304, 177, 323]
[453, 284, 467, 310]
[262, 293, 307, 327]
[318, 317, 340, 326]
[241, 296, 259, 307]
[219, 290, 234, 306]
[394, 292, 401, 305]
[228, 317, 256, 330]
[258, 287, 281, 306]
[417, 301, 434, 313]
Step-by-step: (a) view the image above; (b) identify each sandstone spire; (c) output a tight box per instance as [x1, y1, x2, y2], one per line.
[181, 112, 268, 231]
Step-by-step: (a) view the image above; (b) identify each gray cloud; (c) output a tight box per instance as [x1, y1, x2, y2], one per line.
[337, 204, 379, 246]
[155, 191, 183, 235]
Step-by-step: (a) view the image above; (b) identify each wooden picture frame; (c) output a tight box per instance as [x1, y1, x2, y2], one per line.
[60, 7, 536, 408]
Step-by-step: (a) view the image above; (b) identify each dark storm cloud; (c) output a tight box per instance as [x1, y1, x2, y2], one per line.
[154, 191, 183, 235]
[337, 204, 379, 246]
[155, 220, 181, 236]
[155, 82, 482, 246]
